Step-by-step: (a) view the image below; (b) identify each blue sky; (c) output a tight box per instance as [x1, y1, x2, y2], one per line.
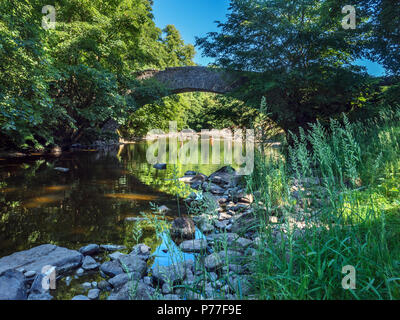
[152, 0, 385, 76]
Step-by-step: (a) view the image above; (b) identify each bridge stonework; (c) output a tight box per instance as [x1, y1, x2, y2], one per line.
[136, 66, 247, 95]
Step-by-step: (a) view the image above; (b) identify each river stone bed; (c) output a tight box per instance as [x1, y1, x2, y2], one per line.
[0, 165, 315, 300]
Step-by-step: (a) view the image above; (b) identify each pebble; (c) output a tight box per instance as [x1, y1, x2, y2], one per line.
[81, 282, 92, 290]
[76, 268, 85, 276]
[88, 289, 100, 300]
[109, 251, 126, 261]
[24, 271, 36, 278]
[72, 295, 89, 300]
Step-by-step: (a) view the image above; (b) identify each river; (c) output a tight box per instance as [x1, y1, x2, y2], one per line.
[0, 141, 241, 258]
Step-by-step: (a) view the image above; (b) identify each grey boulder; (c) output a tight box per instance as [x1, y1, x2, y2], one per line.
[0, 244, 83, 277]
[82, 256, 99, 271]
[0, 270, 27, 300]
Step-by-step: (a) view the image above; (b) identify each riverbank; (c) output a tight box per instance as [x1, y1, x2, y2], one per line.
[0, 165, 259, 300]
[1, 108, 400, 300]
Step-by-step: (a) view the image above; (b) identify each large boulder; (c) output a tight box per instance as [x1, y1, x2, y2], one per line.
[204, 253, 223, 271]
[0, 244, 83, 277]
[107, 281, 154, 300]
[118, 254, 147, 278]
[0, 270, 27, 300]
[208, 166, 241, 188]
[152, 263, 186, 285]
[79, 244, 100, 256]
[100, 260, 124, 278]
[202, 182, 225, 195]
[231, 212, 258, 235]
[179, 239, 208, 253]
[130, 244, 151, 261]
[82, 256, 99, 271]
[170, 217, 196, 240]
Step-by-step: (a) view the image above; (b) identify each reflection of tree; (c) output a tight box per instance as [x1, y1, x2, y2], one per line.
[0, 150, 169, 257]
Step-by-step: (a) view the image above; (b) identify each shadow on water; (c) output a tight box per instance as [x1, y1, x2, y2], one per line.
[0, 143, 193, 257]
[0, 141, 239, 258]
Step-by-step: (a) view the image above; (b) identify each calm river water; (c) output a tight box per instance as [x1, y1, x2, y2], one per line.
[0, 141, 241, 258]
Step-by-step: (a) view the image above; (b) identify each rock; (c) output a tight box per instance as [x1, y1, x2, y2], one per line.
[227, 275, 253, 297]
[231, 212, 258, 234]
[76, 268, 84, 276]
[118, 254, 147, 277]
[0, 270, 27, 300]
[30, 272, 55, 295]
[98, 280, 112, 292]
[91, 281, 97, 288]
[153, 163, 167, 170]
[162, 283, 172, 294]
[202, 182, 225, 195]
[125, 217, 146, 222]
[208, 272, 218, 282]
[88, 289, 100, 300]
[217, 196, 228, 204]
[54, 167, 69, 173]
[72, 295, 90, 300]
[163, 294, 180, 300]
[109, 251, 126, 261]
[185, 171, 197, 176]
[224, 264, 243, 274]
[0, 244, 83, 277]
[204, 282, 216, 299]
[130, 244, 151, 260]
[100, 260, 124, 278]
[109, 273, 131, 290]
[82, 256, 99, 271]
[208, 166, 241, 187]
[235, 238, 253, 250]
[239, 194, 253, 204]
[65, 276, 72, 286]
[170, 217, 196, 240]
[190, 181, 202, 190]
[100, 244, 126, 252]
[218, 250, 244, 265]
[214, 220, 230, 230]
[184, 269, 195, 284]
[232, 203, 250, 212]
[179, 239, 208, 253]
[199, 223, 215, 234]
[158, 205, 170, 214]
[218, 212, 233, 221]
[28, 292, 53, 300]
[24, 270, 36, 278]
[107, 281, 153, 300]
[143, 276, 153, 286]
[81, 282, 92, 290]
[204, 253, 223, 271]
[152, 263, 186, 285]
[207, 233, 240, 243]
[79, 244, 100, 256]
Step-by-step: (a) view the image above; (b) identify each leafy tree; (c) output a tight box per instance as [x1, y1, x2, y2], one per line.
[361, 0, 400, 75]
[196, 0, 374, 133]
[0, 0, 196, 150]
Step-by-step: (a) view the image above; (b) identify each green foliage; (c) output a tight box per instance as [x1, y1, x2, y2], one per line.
[248, 107, 400, 299]
[120, 92, 258, 138]
[0, 0, 195, 150]
[196, 0, 379, 132]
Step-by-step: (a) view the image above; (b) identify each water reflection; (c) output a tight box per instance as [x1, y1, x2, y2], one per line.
[0, 140, 267, 259]
[151, 230, 206, 268]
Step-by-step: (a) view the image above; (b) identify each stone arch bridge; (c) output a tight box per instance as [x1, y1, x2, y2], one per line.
[136, 66, 249, 95]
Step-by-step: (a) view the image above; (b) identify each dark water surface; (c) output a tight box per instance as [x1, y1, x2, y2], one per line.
[0, 142, 232, 258]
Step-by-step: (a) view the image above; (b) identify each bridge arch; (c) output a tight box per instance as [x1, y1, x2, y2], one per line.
[136, 66, 248, 95]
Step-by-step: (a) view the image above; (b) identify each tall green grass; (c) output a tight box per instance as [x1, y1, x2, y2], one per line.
[247, 108, 400, 300]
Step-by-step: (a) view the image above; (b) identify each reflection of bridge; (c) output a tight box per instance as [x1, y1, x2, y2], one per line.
[136, 66, 249, 95]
